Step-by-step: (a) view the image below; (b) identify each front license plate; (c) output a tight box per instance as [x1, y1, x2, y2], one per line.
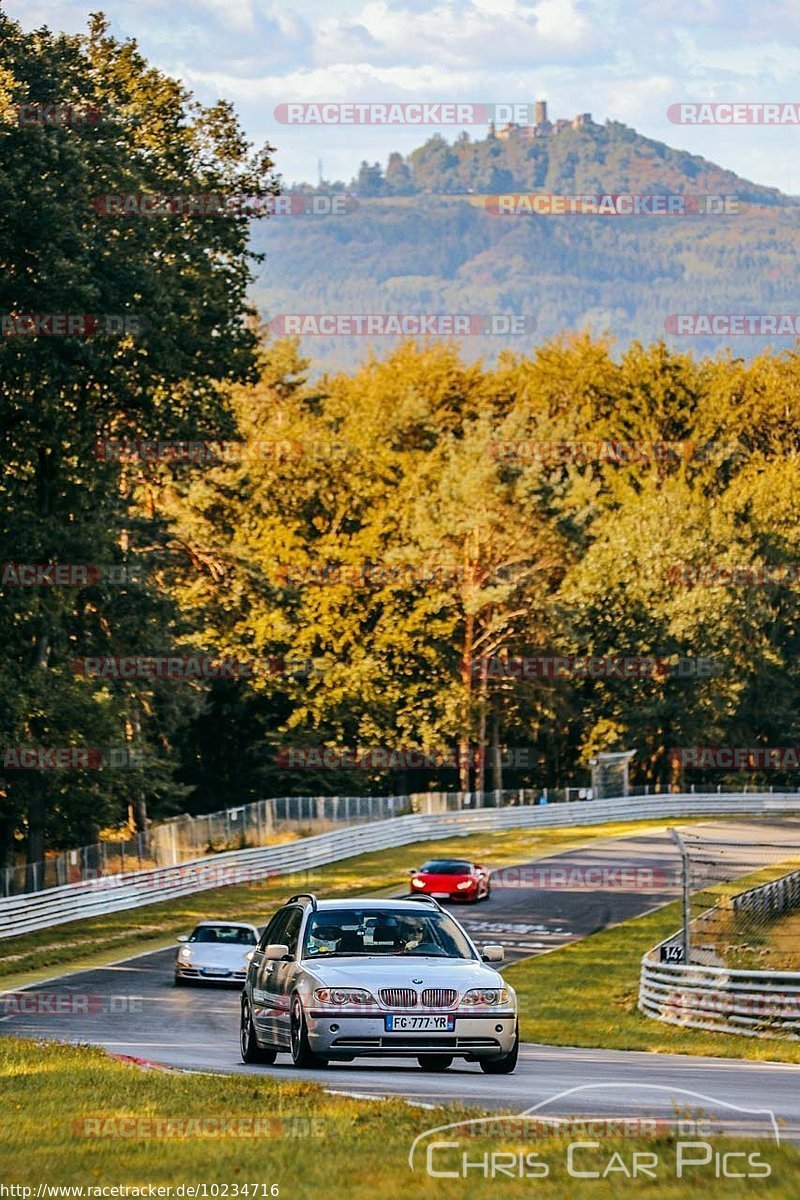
[200, 967, 230, 976]
[432, 892, 449, 899]
[385, 1014, 455, 1031]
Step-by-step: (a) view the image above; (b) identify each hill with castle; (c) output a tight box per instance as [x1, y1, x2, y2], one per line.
[251, 107, 799, 371]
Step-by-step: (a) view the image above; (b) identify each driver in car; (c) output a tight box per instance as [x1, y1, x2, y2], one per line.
[306, 923, 343, 955]
[397, 917, 426, 951]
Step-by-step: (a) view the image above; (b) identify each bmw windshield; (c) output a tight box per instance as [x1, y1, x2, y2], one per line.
[302, 908, 477, 960]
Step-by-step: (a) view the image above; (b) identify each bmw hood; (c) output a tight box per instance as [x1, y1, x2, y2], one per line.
[303, 957, 508, 992]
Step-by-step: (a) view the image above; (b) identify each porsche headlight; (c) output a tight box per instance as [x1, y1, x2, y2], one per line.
[178, 946, 192, 961]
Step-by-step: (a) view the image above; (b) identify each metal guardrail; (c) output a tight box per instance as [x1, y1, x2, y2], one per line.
[4, 787, 556, 897]
[639, 866, 800, 1039]
[10, 779, 792, 898]
[3, 791, 800, 941]
[730, 868, 800, 918]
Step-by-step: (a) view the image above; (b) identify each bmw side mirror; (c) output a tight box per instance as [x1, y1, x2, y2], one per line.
[481, 944, 504, 963]
[264, 942, 290, 960]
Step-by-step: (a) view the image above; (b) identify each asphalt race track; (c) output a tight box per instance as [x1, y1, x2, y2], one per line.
[3, 819, 800, 1137]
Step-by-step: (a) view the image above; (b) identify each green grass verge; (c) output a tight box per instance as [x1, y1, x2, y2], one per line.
[689, 858, 800, 973]
[0, 817, 703, 988]
[1, 1037, 797, 1196]
[507, 898, 800, 1064]
[724, 909, 800, 971]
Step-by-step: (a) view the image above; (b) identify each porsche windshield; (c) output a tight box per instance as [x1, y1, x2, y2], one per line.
[189, 925, 256, 945]
[303, 908, 476, 959]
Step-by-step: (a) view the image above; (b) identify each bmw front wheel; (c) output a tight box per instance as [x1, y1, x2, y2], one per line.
[479, 1023, 519, 1074]
[290, 995, 328, 1068]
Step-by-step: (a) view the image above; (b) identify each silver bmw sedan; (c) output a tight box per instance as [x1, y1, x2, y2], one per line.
[240, 894, 518, 1072]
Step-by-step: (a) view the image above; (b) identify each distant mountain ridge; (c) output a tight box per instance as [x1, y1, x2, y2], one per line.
[313, 111, 792, 204]
[253, 114, 799, 372]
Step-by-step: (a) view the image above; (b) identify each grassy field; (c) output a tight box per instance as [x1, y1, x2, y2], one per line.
[708, 904, 800, 972]
[0, 816, 701, 987]
[1, 1036, 797, 1197]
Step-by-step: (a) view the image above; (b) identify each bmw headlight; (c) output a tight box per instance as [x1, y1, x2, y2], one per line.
[313, 987, 376, 1007]
[460, 987, 512, 1008]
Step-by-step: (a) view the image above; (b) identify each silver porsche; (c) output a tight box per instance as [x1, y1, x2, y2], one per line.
[239, 894, 518, 1072]
[174, 920, 259, 985]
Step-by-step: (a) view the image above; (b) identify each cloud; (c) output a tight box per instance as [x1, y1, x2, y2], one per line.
[2, 0, 799, 192]
[314, 0, 603, 69]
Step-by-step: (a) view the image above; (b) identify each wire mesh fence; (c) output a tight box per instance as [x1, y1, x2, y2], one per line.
[666, 822, 800, 970]
[7, 783, 800, 900]
[1, 785, 562, 898]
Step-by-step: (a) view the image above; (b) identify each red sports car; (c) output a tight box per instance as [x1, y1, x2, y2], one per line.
[409, 858, 491, 903]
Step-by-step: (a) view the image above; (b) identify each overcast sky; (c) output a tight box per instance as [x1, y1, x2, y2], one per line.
[5, 0, 799, 193]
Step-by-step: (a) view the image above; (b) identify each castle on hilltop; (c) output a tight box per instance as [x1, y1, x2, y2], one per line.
[488, 100, 598, 141]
